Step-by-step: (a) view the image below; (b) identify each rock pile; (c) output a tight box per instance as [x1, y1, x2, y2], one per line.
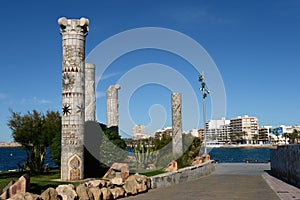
[192, 153, 211, 165]
[7, 174, 151, 200]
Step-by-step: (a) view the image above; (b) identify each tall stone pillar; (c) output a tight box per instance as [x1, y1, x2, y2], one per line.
[106, 84, 121, 128]
[85, 63, 96, 122]
[172, 93, 183, 156]
[58, 17, 89, 181]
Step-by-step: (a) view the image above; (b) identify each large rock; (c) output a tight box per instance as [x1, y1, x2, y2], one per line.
[76, 184, 94, 200]
[110, 187, 125, 199]
[123, 174, 150, 195]
[56, 184, 77, 200]
[164, 160, 177, 172]
[6, 174, 30, 198]
[85, 180, 106, 188]
[40, 187, 59, 200]
[103, 163, 129, 181]
[192, 156, 203, 165]
[89, 187, 102, 200]
[111, 177, 123, 186]
[100, 188, 113, 200]
[9, 192, 41, 200]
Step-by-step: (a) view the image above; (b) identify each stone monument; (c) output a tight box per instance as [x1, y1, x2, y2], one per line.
[106, 84, 121, 128]
[58, 17, 89, 181]
[85, 63, 96, 122]
[172, 93, 183, 156]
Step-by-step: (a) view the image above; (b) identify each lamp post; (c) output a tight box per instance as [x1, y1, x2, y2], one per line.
[199, 72, 210, 154]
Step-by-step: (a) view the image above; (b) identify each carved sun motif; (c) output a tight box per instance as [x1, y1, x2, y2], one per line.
[62, 73, 75, 90]
[63, 104, 72, 116]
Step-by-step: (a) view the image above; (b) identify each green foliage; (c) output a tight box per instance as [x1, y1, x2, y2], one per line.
[7, 110, 61, 174]
[176, 134, 202, 168]
[46, 112, 61, 166]
[98, 124, 127, 167]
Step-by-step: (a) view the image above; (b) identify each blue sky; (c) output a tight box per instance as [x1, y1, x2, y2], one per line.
[1, 0, 300, 141]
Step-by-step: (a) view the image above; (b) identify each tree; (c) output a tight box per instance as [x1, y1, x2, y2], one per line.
[46, 112, 61, 166]
[7, 110, 61, 174]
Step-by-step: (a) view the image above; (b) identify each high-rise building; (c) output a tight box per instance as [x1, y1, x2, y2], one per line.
[230, 115, 258, 144]
[132, 125, 146, 140]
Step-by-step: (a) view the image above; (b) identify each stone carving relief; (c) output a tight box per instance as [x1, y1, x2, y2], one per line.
[69, 155, 81, 181]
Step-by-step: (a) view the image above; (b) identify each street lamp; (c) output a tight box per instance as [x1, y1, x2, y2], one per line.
[199, 71, 210, 154]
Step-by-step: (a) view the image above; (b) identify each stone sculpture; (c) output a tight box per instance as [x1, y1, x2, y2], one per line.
[172, 93, 183, 156]
[58, 17, 89, 181]
[106, 84, 121, 128]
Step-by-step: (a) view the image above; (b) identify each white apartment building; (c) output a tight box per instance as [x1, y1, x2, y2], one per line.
[206, 118, 231, 143]
[230, 115, 259, 144]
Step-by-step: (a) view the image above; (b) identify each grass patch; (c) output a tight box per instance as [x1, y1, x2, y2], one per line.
[0, 169, 79, 195]
[139, 169, 165, 177]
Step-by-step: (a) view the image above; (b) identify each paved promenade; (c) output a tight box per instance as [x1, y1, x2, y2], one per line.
[124, 163, 300, 200]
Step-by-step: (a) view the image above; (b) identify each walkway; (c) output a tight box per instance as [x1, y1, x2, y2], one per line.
[124, 163, 300, 200]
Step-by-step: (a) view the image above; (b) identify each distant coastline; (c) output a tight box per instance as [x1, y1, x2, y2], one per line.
[0, 142, 22, 148]
[220, 144, 277, 149]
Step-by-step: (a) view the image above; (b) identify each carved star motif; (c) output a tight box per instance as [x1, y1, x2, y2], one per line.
[76, 105, 84, 116]
[62, 104, 72, 116]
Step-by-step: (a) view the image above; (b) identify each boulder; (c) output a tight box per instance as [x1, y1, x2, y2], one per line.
[89, 187, 102, 200]
[203, 154, 210, 162]
[85, 180, 106, 188]
[76, 184, 94, 200]
[164, 160, 177, 172]
[9, 192, 41, 200]
[111, 177, 123, 186]
[110, 187, 125, 199]
[100, 188, 113, 200]
[56, 184, 77, 200]
[103, 163, 129, 181]
[123, 174, 150, 195]
[40, 187, 59, 200]
[192, 156, 203, 165]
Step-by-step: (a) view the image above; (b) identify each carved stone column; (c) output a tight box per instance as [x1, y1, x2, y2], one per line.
[58, 17, 89, 181]
[172, 93, 183, 156]
[85, 63, 95, 122]
[106, 84, 121, 128]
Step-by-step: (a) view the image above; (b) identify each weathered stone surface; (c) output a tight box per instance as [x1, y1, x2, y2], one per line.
[172, 93, 183, 156]
[85, 180, 105, 188]
[123, 174, 150, 195]
[89, 187, 102, 200]
[40, 187, 59, 200]
[85, 63, 96, 122]
[8, 174, 30, 198]
[103, 163, 129, 181]
[164, 160, 178, 172]
[106, 84, 121, 128]
[59, 17, 89, 181]
[100, 188, 113, 200]
[56, 184, 77, 200]
[270, 145, 300, 187]
[192, 156, 203, 166]
[111, 177, 123, 186]
[203, 154, 210, 162]
[76, 184, 94, 200]
[110, 187, 125, 199]
[9, 192, 41, 200]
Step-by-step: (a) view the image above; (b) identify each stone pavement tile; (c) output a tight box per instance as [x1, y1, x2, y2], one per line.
[262, 173, 300, 200]
[123, 174, 279, 200]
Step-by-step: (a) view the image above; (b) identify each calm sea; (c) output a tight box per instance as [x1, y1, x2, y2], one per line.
[208, 147, 270, 163]
[0, 148, 56, 172]
[0, 147, 271, 171]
